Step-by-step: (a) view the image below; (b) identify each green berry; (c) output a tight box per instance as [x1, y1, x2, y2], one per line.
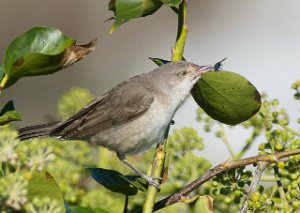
[224, 197, 232, 204]
[291, 181, 298, 189]
[277, 161, 285, 169]
[258, 143, 266, 151]
[292, 201, 300, 208]
[271, 99, 279, 106]
[272, 111, 279, 118]
[211, 181, 219, 187]
[290, 189, 298, 198]
[255, 202, 262, 209]
[290, 173, 298, 180]
[275, 142, 283, 151]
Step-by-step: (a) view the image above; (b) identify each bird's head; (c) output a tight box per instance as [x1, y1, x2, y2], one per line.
[152, 61, 213, 94]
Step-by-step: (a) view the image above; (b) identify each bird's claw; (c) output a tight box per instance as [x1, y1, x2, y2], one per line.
[145, 176, 161, 190]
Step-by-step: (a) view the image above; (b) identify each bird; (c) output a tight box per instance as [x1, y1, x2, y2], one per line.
[18, 61, 214, 188]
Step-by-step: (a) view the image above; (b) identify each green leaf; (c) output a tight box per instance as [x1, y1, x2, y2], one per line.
[160, 0, 182, 6]
[149, 57, 170, 66]
[109, 0, 163, 33]
[193, 196, 214, 213]
[27, 172, 65, 213]
[125, 175, 147, 192]
[0, 100, 22, 125]
[89, 168, 147, 196]
[0, 26, 96, 90]
[191, 71, 261, 125]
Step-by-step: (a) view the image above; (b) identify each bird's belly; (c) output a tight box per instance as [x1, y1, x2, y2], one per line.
[91, 101, 172, 156]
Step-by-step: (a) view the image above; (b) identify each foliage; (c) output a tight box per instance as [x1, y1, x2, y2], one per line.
[1, 83, 299, 212]
[0, 100, 21, 125]
[0, 1, 299, 213]
[0, 26, 96, 91]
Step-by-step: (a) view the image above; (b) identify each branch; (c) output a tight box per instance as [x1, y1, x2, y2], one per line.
[239, 162, 270, 213]
[279, 123, 300, 137]
[219, 124, 235, 157]
[171, 0, 187, 61]
[145, 149, 300, 212]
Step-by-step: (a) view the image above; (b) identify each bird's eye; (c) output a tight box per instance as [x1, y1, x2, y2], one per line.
[178, 70, 188, 77]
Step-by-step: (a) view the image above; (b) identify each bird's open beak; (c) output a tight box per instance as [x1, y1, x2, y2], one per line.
[193, 65, 213, 80]
[193, 58, 227, 80]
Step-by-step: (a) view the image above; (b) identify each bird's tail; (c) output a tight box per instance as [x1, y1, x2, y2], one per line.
[18, 121, 61, 141]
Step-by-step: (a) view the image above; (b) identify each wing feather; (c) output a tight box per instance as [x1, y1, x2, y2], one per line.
[51, 77, 155, 139]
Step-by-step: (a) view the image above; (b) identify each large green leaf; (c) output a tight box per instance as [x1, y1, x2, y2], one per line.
[0, 26, 96, 90]
[89, 168, 147, 196]
[108, 0, 163, 33]
[192, 71, 261, 125]
[27, 172, 65, 213]
[0, 100, 21, 125]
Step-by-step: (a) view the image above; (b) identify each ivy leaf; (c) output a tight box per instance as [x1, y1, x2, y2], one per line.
[191, 71, 261, 125]
[0, 26, 96, 91]
[27, 172, 65, 212]
[108, 0, 163, 33]
[193, 196, 214, 213]
[88, 168, 147, 196]
[0, 100, 22, 125]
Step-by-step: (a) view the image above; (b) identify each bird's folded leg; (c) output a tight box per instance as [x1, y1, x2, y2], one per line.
[117, 153, 161, 189]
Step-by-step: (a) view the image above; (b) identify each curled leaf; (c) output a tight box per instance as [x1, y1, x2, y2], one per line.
[192, 71, 261, 125]
[0, 26, 96, 91]
[0, 100, 22, 125]
[108, 0, 163, 33]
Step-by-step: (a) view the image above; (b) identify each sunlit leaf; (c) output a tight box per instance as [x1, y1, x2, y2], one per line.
[0, 100, 21, 125]
[108, 0, 163, 33]
[89, 168, 147, 196]
[192, 71, 261, 125]
[0, 26, 96, 91]
[27, 172, 65, 212]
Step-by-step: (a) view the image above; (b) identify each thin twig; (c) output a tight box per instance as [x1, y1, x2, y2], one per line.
[139, 149, 300, 212]
[279, 123, 300, 137]
[124, 195, 129, 213]
[219, 124, 235, 157]
[171, 0, 187, 61]
[239, 162, 270, 213]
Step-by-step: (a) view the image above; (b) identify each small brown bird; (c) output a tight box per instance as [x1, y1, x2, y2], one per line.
[18, 61, 213, 188]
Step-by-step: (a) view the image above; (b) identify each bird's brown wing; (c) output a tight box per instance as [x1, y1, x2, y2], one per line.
[52, 79, 155, 139]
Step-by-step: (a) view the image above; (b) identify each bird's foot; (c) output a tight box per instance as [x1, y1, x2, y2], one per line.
[144, 176, 161, 190]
